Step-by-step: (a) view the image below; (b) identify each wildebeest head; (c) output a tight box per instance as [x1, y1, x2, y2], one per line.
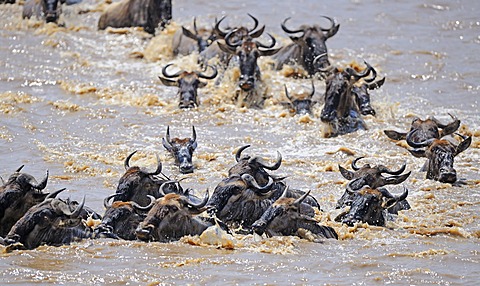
[0, 166, 50, 236]
[206, 173, 274, 228]
[162, 125, 198, 174]
[135, 191, 210, 242]
[159, 64, 218, 109]
[283, 81, 316, 115]
[94, 194, 155, 240]
[181, 17, 218, 53]
[336, 186, 408, 227]
[218, 32, 280, 92]
[115, 151, 167, 205]
[252, 189, 337, 240]
[351, 76, 385, 116]
[384, 113, 461, 146]
[42, 0, 61, 23]
[281, 16, 339, 74]
[3, 195, 89, 250]
[320, 61, 377, 136]
[213, 13, 266, 42]
[228, 145, 282, 185]
[407, 134, 471, 183]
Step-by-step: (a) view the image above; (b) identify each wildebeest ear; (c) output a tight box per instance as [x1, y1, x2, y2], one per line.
[338, 165, 354, 180]
[162, 138, 174, 152]
[455, 136, 472, 156]
[158, 76, 178, 87]
[182, 26, 198, 40]
[217, 42, 236, 54]
[408, 149, 426, 158]
[384, 130, 407, 141]
[198, 81, 208, 88]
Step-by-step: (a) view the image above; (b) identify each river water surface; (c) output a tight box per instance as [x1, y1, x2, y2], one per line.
[0, 0, 479, 285]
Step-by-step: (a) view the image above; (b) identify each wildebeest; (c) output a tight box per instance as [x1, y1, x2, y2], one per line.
[1, 196, 93, 250]
[162, 125, 198, 174]
[336, 157, 411, 214]
[407, 133, 471, 184]
[283, 81, 316, 115]
[272, 16, 339, 76]
[22, 0, 63, 23]
[335, 185, 409, 227]
[218, 32, 280, 107]
[320, 61, 379, 137]
[0, 166, 49, 237]
[252, 190, 338, 241]
[384, 113, 460, 146]
[158, 64, 218, 108]
[199, 14, 266, 71]
[98, 0, 172, 34]
[94, 194, 155, 240]
[135, 191, 214, 242]
[172, 17, 218, 56]
[114, 151, 172, 206]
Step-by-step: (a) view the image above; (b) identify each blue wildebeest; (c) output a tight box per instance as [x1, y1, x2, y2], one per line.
[1, 195, 93, 250]
[335, 185, 409, 227]
[252, 190, 338, 241]
[172, 17, 218, 56]
[320, 61, 380, 137]
[407, 133, 471, 184]
[22, 0, 64, 23]
[336, 157, 411, 214]
[272, 16, 339, 76]
[0, 166, 49, 237]
[158, 64, 218, 108]
[98, 0, 172, 34]
[283, 81, 316, 115]
[384, 113, 460, 146]
[162, 126, 198, 174]
[94, 194, 155, 240]
[218, 32, 280, 108]
[135, 191, 217, 242]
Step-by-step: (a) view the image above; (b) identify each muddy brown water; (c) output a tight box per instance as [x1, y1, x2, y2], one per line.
[1, 0, 479, 284]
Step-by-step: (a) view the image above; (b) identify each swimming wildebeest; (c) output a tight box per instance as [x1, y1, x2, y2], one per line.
[252, 190, 338, 241]
[172, 17, 218, 56]
[22, 0, 63, 23]
[272, 16, 340, 76]
[98, 0, 172, 34]
[407, 133, 471, 184]
[158, 64, 218, 108]
[162, 125, 198, 174]
[283, 81, 316, 115]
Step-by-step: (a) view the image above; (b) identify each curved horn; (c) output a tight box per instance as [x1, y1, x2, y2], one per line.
[247, 13, 259, 33]
[255, 33, 276, 49]
[351, 157, 365, 171]
[191, 125, 197, 143]
[225, 30, 242, 47]
[53, 196, 85, 217]
[280, 185, 289, 198]
[45, 188, 67, 200]
[186, 189, 209, 209]
[235, 145, 251, 162]
[213, 15, 228, 38]
[162, 64, 184, 78]
[308, 80, 315, 99]
[131, 195, 156, 211]
[103, 193, 118, 209]
[193, 17, 198, 35]
[284, 84, 293, 101]
[293, 190, 311, 206]
[378, 162, 407, 175]
[312, 53, 328, 66]
[379, 187, 394, 199]
[197, 65, 218, 80]
[163, 126, 173, 150]
[396, 187, 409, 201]
[15, 165, 25, 173]
[319, 16, 336, 32]
[346, 60, 373, 81]
[71, 196, 85, 218]
[363, 64, 377, 83]
[281, 17, 305, 36]
[124, 151, 137, 170]
[242, 174, 274, 192]
[367, 77, 385, 90]
[30, 170, 49, 190]
[406, 131, 436, 148]
[145, 154, 162, 176]
[251, 151, 282, 170]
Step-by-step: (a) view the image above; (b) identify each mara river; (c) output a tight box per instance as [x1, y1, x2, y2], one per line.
[0, 0, 479, 284]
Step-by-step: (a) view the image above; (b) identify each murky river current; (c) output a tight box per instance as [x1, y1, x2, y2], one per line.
[1, 0, 479, 284]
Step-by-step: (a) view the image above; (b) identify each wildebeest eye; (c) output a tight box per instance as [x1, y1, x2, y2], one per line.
[169, 206, 178, 212]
